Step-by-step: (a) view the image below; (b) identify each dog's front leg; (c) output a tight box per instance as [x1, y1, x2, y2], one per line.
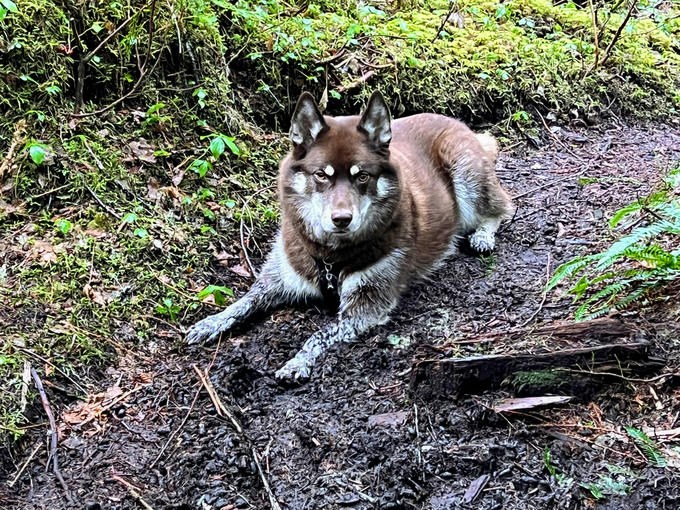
[275, 254, 403, 380]
[187, 234, 320, 344]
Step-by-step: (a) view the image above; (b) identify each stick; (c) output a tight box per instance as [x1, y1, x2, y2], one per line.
[432, 0, 457, 43]
[252, 447, 283, 510]
[192, 364, 243, 433]
[31, 368, 73, 503]
[9, 442, 43, 487]
[600, 0, 637, 66]
[111, 473, 155, 510]
[148, 385, 200, 469]
[85, 184, 122, 220]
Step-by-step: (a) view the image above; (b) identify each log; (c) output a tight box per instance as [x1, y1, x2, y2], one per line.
[411, 340, 666, 398]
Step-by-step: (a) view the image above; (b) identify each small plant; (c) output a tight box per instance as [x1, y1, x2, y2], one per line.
[196, 284, 234, 306]
[626, 427, 666, 467]
[543, 447, 574, 488]
[547, 167, 680, 320]
[157, 297, 181, 322]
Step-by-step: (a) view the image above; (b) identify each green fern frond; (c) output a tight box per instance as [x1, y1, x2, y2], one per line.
[626, 427, 666, 467]
[547, 165, 680, 320]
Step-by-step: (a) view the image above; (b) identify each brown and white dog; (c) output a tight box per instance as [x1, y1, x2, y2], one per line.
[187, 91, 514, 380]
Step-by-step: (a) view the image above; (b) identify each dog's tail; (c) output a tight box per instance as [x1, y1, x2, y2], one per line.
[475, 132, 499, 161]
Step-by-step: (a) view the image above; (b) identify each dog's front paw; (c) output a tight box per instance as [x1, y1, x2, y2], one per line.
[275, 354, 313, 381]
[186, 315, 236, 345]
[469, 229, 496, 253]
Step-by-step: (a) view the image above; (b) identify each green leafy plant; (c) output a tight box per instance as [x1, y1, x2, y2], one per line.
[626, 427, 666, 467]
[547, 167, 680, 320]
[157, 298, 181, 322]
[196, 284, 234, 306]
[27, 142, 49, 165]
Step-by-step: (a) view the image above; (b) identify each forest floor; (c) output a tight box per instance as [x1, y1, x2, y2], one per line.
[2, 119, 680, 509]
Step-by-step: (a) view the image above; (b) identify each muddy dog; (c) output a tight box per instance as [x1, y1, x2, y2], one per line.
[187, 91, 514, 380]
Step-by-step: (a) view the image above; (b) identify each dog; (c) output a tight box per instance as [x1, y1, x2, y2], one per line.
[187, 91, 514, 380]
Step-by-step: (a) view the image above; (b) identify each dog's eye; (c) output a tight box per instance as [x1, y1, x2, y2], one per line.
[356, 172, 370, 183]
[314, 171, 328, 182]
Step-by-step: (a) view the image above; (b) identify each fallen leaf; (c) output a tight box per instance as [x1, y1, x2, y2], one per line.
[463, 474, 490, 504]
[493, 396, 572, 413]
[367, 411, 409, 428]
[229, 263, 252, 278]
[128, 139, 156, 164]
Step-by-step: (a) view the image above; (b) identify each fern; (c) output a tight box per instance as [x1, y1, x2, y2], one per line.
[549, 165, 680, 320]
[626, 427, 666, 467]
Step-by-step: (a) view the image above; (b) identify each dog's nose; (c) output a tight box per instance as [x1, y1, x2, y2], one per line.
[331, 211, 353, 229]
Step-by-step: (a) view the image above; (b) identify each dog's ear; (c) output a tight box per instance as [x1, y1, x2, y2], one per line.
[358, 91, 392, 150]
[290, 92, 328, 149]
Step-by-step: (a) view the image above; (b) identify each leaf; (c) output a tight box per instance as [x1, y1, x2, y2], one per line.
[210, 136, 225, 159]
[54, 219, 72, 234]
[493, 396, 573, 413]
[1, 0, 17, 12]
[196, 284, 234, 306]
[223, 136, 240, 155]
[626, 427, 666, 467]
[29, 144, 46, 165]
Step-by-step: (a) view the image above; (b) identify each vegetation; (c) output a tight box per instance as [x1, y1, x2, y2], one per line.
[0, 0, 679, 441]
[548, 166, 680, 320]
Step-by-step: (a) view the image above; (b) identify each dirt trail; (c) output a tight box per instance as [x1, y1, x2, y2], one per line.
[4, 121, 680, 510]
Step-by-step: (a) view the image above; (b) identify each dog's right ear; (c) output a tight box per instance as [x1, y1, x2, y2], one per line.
[289, 92, 328, 150]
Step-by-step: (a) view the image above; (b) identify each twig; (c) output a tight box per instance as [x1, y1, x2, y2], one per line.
[31, 368, 72, 503]
[336, 70, 375, 93]
[552, 368, 677, 383]
[535, 110, 584, 161]
[237, 186, 276, 278]
[432, 0, 457, 43]
[9, 442, 43, 487]
[252, 447, 283, 510]
[148, 384, 200, 469]
[73, 0, 158, 117]
[587, 0, 600, 72]
[75, 5, 148, 110]
[600, 0, 637, 67]
[111, 473, 155, 510]
[192, 364, 243, 433]
[85, 184, 122, 220]
[520, 253, 552, 327]
[20, 348, 88, 394]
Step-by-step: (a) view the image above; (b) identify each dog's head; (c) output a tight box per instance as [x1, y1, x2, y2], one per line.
[281, 91, 400, 247]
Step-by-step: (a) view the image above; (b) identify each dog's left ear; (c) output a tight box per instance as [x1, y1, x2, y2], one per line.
[358, 91, 392, 150]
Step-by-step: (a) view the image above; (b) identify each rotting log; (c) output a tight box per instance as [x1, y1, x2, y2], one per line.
[411, 340, 666, 398]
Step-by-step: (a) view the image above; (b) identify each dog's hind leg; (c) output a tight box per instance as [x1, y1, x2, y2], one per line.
[440, 129, 514, 253]
[186, 233, 321, 344]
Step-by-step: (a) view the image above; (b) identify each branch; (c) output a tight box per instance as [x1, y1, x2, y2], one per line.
[31, 368, 73, 503]
[600, 0, 637, 67]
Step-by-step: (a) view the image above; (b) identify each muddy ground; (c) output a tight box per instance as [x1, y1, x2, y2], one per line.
[3, 120, 680, 509]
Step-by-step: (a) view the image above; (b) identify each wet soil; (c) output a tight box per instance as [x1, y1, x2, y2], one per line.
[3, 120, 680, 510]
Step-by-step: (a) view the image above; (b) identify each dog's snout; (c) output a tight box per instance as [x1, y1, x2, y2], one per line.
[331, 211, 353, 229]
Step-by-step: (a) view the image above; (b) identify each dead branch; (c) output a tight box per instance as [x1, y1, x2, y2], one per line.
[31, 368, 73, 503]
[411, 339, 663, 397]
[111, 473, 155, 510]
[600, 0, 637, 67]
[192, 364, 243, 433]
[9, 442, 43, 487]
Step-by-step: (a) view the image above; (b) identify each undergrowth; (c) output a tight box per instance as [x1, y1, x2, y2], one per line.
[548, 165, 680, 320]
